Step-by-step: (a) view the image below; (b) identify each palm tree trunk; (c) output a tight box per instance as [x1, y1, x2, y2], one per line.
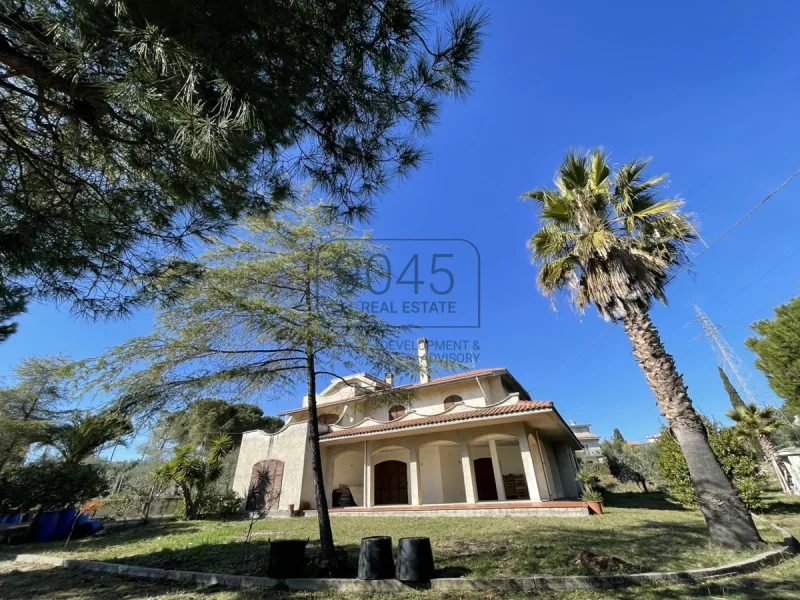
[757, 434, 790, 494]
[622, 311, 762, 548]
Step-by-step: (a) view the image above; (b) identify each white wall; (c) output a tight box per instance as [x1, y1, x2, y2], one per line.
[554, 442, 580, 498]
[232, 423, 309, 511]
[332, 450, 363, 489]
[497, 444, 524, 476]
[439, 445, 466, 503]
[419, 446, 443, 504]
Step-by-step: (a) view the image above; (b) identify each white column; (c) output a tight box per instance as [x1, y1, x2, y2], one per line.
[488, 440, 506, 501]
[363, 441, 373, 508]
[409, 446, 421, 505]
[460, 440, 477, 504]
[517, 428, 542, 502]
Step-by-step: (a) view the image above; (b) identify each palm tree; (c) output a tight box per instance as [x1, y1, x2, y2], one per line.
[155, 434, 233, 520]
[727, 402, 790, 493]
[48, 411, 132, 465]
[524, 148, 761, 548]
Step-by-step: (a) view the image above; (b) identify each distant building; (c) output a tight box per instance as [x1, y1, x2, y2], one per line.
[646, 434, 661, 444]
[569, 422, 604, 464]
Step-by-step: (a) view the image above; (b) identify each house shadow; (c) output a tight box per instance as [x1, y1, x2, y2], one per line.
[9, 520, 202, 554]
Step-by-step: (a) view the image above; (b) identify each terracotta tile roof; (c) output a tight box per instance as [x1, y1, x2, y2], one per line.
[279, 367, 509, 416]
[321, 400, 553, 440]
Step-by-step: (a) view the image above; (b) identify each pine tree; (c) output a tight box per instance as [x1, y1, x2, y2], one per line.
[746, 296, 800, 414]
[84, 199, 423, 572]
[718, 367, 745, 410]
[0, 0, 486, 329]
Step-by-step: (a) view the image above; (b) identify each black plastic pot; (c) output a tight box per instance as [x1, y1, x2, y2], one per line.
[268, 539, 308, 578]
[395, 537, 435, 582]
[357, 536, 394, 580]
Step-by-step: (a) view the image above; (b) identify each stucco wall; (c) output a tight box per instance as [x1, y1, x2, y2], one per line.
[497, 444, 525, 476]
[419, 446, 444, 504]
[232, 423, 309, 511]
[439, 445, 467, 503]
[554, 442, 580, 498]
[332, 450, 363, 489]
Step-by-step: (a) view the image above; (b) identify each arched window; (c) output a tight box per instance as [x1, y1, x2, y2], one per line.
[318, 413, 339, 425]
[388, 405, 406, 421]
[443, 395, 463, 410]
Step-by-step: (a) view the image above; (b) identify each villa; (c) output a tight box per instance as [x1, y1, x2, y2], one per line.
[232, 338, 588, 516]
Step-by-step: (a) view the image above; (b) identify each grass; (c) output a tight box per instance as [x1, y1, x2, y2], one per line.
[2, 493, 799, 600]
[5, 492, 790, 581]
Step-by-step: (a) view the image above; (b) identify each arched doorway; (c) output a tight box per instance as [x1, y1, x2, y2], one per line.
[246, 459, 284, 510]
[374, 460, 408, 505]
[473, 457, 498, 501]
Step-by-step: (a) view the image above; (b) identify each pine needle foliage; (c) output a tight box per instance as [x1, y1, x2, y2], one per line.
[0, 0, 486, 326]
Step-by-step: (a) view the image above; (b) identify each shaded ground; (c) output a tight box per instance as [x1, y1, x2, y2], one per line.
[8, 492, 784, 579]
[1, 492, 798, 599]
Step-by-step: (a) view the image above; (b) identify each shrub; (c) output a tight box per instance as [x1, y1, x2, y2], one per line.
[602, 440, 661, 493]
[200, 489, 243, 519]
[0, 460, 109, 512]
[575, 461, 617, 492]
[656, 421, 767, 510]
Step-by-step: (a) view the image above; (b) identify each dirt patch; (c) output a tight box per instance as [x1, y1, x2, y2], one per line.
[572, 551, 635, 573]
[438, 539, 520, 558]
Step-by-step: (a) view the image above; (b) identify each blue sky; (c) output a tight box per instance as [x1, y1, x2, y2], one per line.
[3, 1, 800, 455]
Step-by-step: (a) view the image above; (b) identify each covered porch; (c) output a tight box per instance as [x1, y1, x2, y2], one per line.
[320, 412, 582, 513]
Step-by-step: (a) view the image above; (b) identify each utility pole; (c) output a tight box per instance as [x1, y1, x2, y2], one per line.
[693, 303, 792, 493]
[693, 304, 758, 405]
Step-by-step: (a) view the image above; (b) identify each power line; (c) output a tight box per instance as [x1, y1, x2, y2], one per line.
[727, 245, 800, 303]
[536, 167, 800, 384]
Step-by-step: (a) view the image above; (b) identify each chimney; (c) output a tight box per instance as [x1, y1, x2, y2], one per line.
[417, 337, 429, 384]
[385, 373, 394, 386]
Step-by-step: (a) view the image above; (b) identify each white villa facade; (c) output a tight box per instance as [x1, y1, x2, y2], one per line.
[232, 339, 587, 516]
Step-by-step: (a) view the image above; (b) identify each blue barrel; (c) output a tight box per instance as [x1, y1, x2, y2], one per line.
[0, 515, 7, 524]
[34, 511, 61, 543]
[54, 508, 78, 539]
[6, 513, 22, 525]
[88, 519, 102, 534]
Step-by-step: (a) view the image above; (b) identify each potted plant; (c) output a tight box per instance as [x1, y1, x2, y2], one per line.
[581, 488, 604, 515]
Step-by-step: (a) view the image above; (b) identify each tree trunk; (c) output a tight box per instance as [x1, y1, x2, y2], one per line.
[622, 311, 762, 548]
[757, 434, 790, 494]
[181, 485, 195, 520]
[305, 282, 337, 573]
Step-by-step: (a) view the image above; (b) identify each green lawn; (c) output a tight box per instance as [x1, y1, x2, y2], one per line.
[6, 492, 792, 581]
[1, 493, 799, 599]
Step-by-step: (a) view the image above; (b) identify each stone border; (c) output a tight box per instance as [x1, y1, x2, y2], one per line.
[1, 523, 796, 593]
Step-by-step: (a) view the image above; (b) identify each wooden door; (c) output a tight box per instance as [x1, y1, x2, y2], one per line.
[246, 459, 284, 510]
[474, 457, 498, 502]
[374, 460, 408, 505]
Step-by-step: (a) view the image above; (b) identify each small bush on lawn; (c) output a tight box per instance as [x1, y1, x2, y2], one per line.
[656, 420, 766, 510]
[200, 489, 242, 519]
